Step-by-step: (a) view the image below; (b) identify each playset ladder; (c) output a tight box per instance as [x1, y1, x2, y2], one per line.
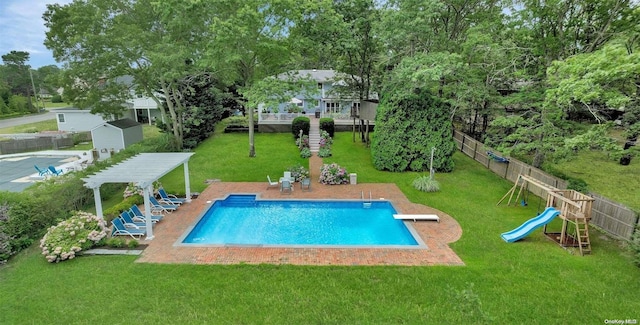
[574, 217, 591, 255]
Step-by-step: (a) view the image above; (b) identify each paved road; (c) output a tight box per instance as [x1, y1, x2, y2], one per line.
[0, 111, 57, 129]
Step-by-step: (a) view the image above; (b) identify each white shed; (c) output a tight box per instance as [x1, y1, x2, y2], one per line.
[91, 118, 143, 160]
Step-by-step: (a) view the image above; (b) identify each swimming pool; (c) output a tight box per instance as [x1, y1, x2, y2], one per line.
[180, 195, 422, 247]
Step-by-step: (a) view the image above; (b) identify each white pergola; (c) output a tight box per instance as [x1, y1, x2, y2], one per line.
[82, 152, 195, 240]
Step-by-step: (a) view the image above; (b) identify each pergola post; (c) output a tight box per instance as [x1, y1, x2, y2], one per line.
[92, 187, 104, 219]
[143, 185, 154, 240]
[184, 162, 192, 202]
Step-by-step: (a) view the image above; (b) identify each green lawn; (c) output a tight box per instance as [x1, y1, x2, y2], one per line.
[1, 130, 640, 324]
[546, 150, 640, 211]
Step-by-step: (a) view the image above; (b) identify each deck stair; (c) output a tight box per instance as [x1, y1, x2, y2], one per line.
[309, 117, 321, 152]
[223, 195, 257, 207]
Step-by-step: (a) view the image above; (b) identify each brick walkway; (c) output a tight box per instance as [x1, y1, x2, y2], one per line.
[136, 156, 464, 266]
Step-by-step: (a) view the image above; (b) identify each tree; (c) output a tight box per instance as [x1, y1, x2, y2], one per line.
[372, 82, 456, 172]
[1, 51, 35, 112]
[204, 0, 319, 157]
[44, 0, 215, 148]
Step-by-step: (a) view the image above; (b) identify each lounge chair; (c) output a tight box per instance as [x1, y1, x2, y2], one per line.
[129, 205, 163, 223]
[111, 218, 145, 239]
[35, 165, 50, 176]
[158, 188, 186, 205]
[149, 196, 178, 213]
[267, 176, 279, 190]
[48, 165, 63, 176]
[118, 211, 148, 229]
[280, 180, 293, 194]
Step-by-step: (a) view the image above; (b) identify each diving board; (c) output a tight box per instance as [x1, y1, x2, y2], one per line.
[393, 214, 440, 222]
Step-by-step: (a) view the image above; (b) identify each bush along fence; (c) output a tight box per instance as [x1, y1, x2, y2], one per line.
[454, 130, 639, 240]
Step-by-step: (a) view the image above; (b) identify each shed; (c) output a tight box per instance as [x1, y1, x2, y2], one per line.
[91, 118, 143, 160]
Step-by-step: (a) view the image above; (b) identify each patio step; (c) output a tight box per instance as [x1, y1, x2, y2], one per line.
[309, 118, 321, 152]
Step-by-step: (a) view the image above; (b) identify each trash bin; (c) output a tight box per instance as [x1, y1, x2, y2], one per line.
[350, 173, 357, 185]
[315, 110, 320, 118]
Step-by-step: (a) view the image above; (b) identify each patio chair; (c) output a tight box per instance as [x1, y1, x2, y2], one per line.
[118, 211, 148, 229]
[301, 178, 311, 192]
[111, 218, 145, 239]
[280, 179, 293, 194]
[267, 175, 279, 190]
[34, 165, 50, 177]
[283, 171, 293, 182]
[129, 205, 163, 223]
[149, 196, 178, 213]
[48, 165, 63, 176]
[158, 188, 186, 205]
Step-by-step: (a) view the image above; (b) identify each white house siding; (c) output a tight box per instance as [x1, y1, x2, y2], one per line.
[91, 126, 123, 160]
[53, 108, 107, 132]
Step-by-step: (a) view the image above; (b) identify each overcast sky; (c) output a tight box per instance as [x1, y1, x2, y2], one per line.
[0, 0, 71, 68]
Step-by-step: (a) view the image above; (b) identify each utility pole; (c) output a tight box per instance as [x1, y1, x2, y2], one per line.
[29, 69, 42, 111]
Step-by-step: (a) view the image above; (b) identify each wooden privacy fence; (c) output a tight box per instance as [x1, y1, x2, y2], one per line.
[454, 130, 639, 240]
[0, 132, 90, 155]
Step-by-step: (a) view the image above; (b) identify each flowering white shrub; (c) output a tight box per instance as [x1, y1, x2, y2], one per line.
[39, 211, 108, 263]
[318, 130, 333, 158]
[287, 164, 310, 182]
[123, 181, 162, 198]
[319, 163, 349, 185]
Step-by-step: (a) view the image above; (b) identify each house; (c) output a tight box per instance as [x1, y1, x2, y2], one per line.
[91, 118, 143, 160]
[258, 69, 377, 132]
[52, 107, 109, 132]
[54, 76, 164, 132]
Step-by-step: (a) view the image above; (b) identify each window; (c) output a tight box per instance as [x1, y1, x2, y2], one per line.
[317, 83, 322, 89]
[57, 113, 65, 123]
[325, 102, 341, 113]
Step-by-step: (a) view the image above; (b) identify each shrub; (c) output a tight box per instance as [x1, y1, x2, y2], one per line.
[106, 237, 127, 248]
[319, 163, 349, 185]
[317, 130, 333, 158]
[292, 116, 310, 138]
[296, 135, 310, 150]
[0, 203, 12, 264]
[631, 226, 640, 267]
[103, 195, 144, 223]
[412, 175, 440, 192]
[372, 86, 455, 172]
[319, 118, 335, 137]
[287, 164, 310, 182]
[300, 147, 312, 158]
[51, 94, 63, 103]
[624, 122, 640, 141]
[39, 211, 108, 263]
[127, 239, 139, 249]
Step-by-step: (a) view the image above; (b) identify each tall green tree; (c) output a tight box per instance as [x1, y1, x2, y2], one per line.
[1, 51, 35, 112]
[44, 0, 215, 148]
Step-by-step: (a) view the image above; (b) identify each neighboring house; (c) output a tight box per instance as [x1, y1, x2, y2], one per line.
[258, 69, 377, 132]
[114, 75, 164, 125]
[52, 107, 108, 132]
[91, 118, 143, 160]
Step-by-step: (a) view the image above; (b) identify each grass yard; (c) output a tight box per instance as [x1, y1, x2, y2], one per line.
[546, 150, 640, 211]
[1, 130, 640, 324]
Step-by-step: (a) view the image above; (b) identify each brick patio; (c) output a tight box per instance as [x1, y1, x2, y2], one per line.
[136, 155, 464, 266]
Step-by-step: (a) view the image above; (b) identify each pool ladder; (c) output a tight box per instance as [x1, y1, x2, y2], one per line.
[362, 191, 372, 208]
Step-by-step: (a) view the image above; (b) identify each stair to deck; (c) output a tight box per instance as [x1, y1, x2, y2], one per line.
[222, 195, 257, 207]
[309, 117, 320, 152]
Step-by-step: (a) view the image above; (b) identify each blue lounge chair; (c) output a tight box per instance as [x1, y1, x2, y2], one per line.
[119, 211, 148, 229]
[158, 188, 186, 205]
[149, 196, 178, 213]
[129, 205, 163, 223]
[35, 165, 50, 176]
[111, 218, 145, 239]
[48, 165, 63, 176]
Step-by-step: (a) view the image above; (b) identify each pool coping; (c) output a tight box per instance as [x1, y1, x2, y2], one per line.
[173, 193, 428, 249]
[136, 181, 465, 266]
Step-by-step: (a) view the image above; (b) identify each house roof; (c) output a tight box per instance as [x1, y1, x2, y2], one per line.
[106, 118, 141, 129]
[278, 70, 337, 83]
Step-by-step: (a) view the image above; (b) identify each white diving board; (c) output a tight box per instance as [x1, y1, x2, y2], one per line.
[393, 214, 440, 223]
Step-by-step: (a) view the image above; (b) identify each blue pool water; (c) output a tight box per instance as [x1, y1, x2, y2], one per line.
[182, 195, 419, 246]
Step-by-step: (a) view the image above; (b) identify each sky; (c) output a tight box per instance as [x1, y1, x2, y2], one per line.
[0, 0, 71, 68]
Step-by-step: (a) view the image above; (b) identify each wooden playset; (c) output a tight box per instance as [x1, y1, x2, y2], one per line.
[498, 174, 595, 255]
